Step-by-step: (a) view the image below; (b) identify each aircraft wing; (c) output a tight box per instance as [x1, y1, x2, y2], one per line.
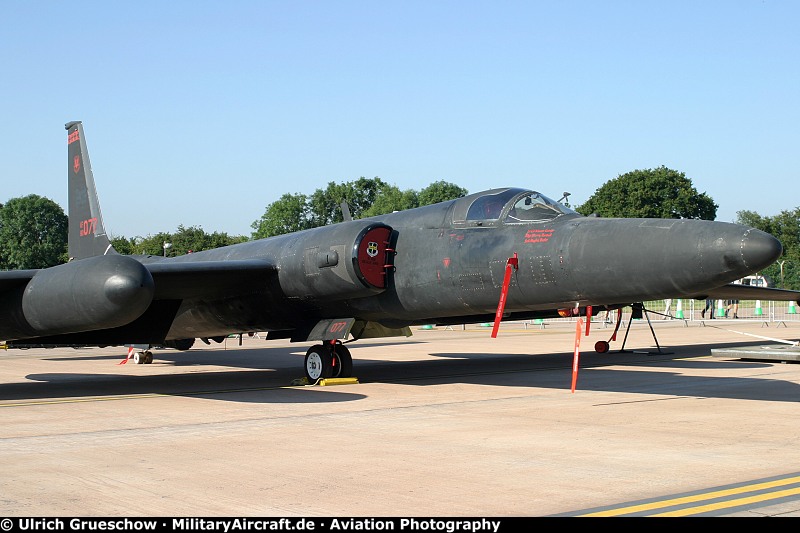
[0, 260, 276, 301]
[686, 283, 800, 302]
[145, 259, 277, 299]
[0, 258, 278, 346]
[0, 270, 38, 292]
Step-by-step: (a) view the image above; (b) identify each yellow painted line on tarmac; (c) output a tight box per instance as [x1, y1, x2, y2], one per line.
[651, 486, 800, 517]
[581, 475, 800, 516]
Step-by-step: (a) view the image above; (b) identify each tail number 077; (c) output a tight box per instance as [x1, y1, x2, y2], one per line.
[79, 217, 98, 237]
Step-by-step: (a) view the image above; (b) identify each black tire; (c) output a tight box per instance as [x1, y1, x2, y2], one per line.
[304, 345, 333, 382]
[595, 340, 610, 354]
[162, 338, 195, 350]
[330, 344, 353, 378]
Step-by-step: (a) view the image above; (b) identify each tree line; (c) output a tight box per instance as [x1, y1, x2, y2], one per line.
[1, 167, 798, 290]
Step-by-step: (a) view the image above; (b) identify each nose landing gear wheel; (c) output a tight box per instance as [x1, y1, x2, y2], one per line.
[330, 344, 353, 378]
[133, 350, 154, 364]
[304, 345, 333, 382]
[304, 343, 355, 381]
[594, 340, 610, 354]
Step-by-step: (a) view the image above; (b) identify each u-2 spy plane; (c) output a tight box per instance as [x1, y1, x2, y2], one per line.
[1, 122, 799, 385]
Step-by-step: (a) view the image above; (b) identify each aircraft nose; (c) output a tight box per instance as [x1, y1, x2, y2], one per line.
[740, 227, 783, 272]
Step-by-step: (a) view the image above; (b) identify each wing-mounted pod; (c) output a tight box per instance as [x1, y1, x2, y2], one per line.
[278, 221, 395, 301]
[0, 255, 154, 340]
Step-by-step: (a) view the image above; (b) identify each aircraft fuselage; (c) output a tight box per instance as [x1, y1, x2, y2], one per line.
[156, 196, 779, 341]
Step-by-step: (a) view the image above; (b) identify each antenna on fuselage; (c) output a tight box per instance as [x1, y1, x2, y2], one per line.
[340, 201, 352, 222]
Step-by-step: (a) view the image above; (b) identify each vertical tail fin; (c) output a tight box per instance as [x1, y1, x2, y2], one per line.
[66, 121, 116, 260]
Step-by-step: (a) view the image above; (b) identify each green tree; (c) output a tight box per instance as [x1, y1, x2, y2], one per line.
[251, 193, 312, 239]
[737, 207, 800, 290]
[252, 178, 470, 238]
[308, 177, 389, 226]
[112, 227, 248, 256]
[168, 224, 247, 254]
[362, 185, 419, 217]
[0, 195, 68, 269]
[110, 236, 137, 255]
[361, 180, 467, 217]
[418, 180, 468, 206]
[577, 166, 717, 219]
[135, 232, 174, 256]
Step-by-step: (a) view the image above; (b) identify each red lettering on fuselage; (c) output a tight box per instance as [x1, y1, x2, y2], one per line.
[68, 130, 80, 145]
[524, 228, 554, 244]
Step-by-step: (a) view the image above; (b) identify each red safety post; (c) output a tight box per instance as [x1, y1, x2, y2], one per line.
[119, 346, 134, 365]
[571, 317, 583, 393]
[611, 308, 623, 341]
[491, 253, 519, 338]
[585, 305, 592, 336]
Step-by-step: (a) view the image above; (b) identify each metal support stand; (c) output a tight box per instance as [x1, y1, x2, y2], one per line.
[618, 303, 672, 355]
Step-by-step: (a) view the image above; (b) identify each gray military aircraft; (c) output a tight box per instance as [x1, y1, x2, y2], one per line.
[1, 121, 799, 382]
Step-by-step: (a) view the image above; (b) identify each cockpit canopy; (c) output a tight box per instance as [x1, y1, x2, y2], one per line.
[451, 188, 577, 226]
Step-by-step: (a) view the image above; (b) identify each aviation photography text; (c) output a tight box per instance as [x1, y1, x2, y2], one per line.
[3, 518, 506, 533]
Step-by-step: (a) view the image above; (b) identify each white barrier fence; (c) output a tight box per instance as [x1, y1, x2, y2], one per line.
[423, 299, 799, 331]
[525, 299, 800, 328]
[643, 299, 798, 324]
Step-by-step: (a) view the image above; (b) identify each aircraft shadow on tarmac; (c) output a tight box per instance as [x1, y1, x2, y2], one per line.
[3, 369, 366, 404]
[2, 338, 798, 404]
[38, 339, 428, 363]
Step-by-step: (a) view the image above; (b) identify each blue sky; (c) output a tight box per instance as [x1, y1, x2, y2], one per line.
[4, 1, 799, 239]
